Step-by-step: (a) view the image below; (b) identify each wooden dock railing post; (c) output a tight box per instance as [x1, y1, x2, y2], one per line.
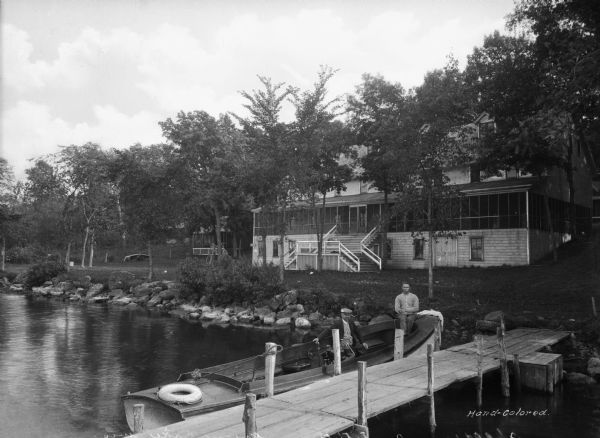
[332, 328, 342, 376]
[497, 323, 510, 397]
[427, 343, 436, 434]
[133, 403, 145, 433]
[355, 361, 369, 437]
[265, 342, 277, 397]
[513, 353, 521, 394]
[476, 335, 483, 408]
[394, 328, 404, 360]
[242, 393, 258, 438]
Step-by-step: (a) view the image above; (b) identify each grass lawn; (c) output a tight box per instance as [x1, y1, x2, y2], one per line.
[284, 233, 600, 331]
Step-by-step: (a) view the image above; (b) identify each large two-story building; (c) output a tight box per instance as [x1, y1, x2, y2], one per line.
[252, 115, 595, 271]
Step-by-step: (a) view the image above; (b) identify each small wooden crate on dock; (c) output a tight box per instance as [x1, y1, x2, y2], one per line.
[518, 352, 563, 393]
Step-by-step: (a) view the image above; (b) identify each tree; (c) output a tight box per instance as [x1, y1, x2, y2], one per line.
[237, 76, 296, 281]
[409, 59, 475, 299]
[465, 32, 569, 261]
[347, 74, 415, 267]
[290, 67, 353, 271]
[160, 112, 249, 259]
[111, 144, 185, 280]
[0, 158, 19, 270]
[53, 143, 115, 268]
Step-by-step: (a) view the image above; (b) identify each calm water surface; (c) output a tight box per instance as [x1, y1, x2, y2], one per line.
[0, 294, 599, 438]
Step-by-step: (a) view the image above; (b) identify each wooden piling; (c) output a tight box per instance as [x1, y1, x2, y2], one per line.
[356, 361, 369, 437]
[265, 342, 277, 397]
[242, 393, 257, 438]
[476, 335, 483, 408]
[427, 343, 436, 433]
[133, 403, 144, 433]
[394, 328, 405, 360]
[497, 326, 510, 397]
[332, 328, 342, 376]
[513, 353, 521, 393]
[592, 296, 597, 318]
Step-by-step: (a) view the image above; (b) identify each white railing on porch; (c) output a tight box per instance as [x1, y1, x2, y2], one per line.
[360, 226, 382, 270]
[192, 247, 228, 256]
[293, 240, 360, 272]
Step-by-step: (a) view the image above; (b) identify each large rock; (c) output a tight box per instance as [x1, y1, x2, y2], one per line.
[218, 314, 231, 324]
[201, 311, 221, 321]
[132, 283, 154, 297]
[263, 316, 275, 326]
[179, 304, 198, 313]
[57, 281, 74, 292]
[108, 289, 125, 298]
[159, 288, 180, 301]
[108, 271, 136, 291]
[254, 306, 273, 318]
[9, 284, 24, 293]
[85, 283, 105, 299]
[89, 295, 110, 303]
[238, 313, 255, 324]
[275, 317, 292, 326]
[295, 317, 311, 329]
[114, 297, 132, 306]
[565, 372, 596, 385]
[147, 294, 162, 307]
[308, 311, 323, 323]
[49, 287, 64, 297]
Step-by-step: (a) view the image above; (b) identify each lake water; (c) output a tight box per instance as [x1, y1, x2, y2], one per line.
[0, 294, 598, 438]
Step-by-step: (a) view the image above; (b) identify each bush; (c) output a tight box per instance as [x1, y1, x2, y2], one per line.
[178, 256, 284, 306]
[0, 270, 18, 282]
[296, 286, 345, 315]
[24, 261, 67, 289]
[5, 245, 46, 264]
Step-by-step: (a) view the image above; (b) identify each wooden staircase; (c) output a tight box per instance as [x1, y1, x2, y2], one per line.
[335, 234, 380, 272]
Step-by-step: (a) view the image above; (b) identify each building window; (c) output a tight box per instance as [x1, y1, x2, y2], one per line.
[414, 238, 424, 260]
[272, 239, 279, 258]
[470, 237, 484, 261]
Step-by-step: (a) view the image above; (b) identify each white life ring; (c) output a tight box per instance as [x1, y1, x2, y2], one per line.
[157, 383, 203, 404]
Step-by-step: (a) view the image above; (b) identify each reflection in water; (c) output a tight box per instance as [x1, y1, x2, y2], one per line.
[0, 294, 598, 438]
[0, 295, 286, 438]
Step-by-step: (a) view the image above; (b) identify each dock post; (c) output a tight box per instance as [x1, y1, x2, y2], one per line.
[427, 343, 436, 434]
[133, 403, 144, 433]
[476, 335, 483, 408]
[242, 393, 258, 438]
[592, 296, 597, 318]
[355, 361, 369, 437]
[513, 353, 521, 393]
[497, 325, 510, 397]
[265, 342, 277, 397]
[394, 327, 405, 360]
[332, 328, 342, 376]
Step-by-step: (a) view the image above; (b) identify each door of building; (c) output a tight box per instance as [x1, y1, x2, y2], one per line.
[434, 236, 458, 267]
[349, 205, 367, 234]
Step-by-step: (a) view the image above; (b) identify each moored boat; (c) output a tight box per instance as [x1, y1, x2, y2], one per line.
[122, 312, 442, 432]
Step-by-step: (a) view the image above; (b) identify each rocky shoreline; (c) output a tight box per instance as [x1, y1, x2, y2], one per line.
[2, 269, 599, 385]
[1, 270, 337, 332]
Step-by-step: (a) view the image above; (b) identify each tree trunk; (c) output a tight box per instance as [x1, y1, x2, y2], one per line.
[81, 226, 89, 268]
[214, 206, 223, 258]
[147, 242, 154, 281]
[543, 184, 558, 262]
[316, 194, 323, 272]
[427, 189, 434, 299]
[88, 232, 94, 268]
[232, 231, 238, 258]
[116, 192, 127, 251]
[1, 235, 5, 272]
[381, 190, 389, 268]
[279, 203, 286, 283]
[65, 242, 71, 271]
[566, 126, 576, 236]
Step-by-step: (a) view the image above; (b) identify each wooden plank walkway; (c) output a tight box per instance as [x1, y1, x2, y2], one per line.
[131, 328, 569, 438]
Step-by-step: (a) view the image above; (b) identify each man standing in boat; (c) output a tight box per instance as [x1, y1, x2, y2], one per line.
[314, 308, 367, 358]
[394, 282, 419, 333]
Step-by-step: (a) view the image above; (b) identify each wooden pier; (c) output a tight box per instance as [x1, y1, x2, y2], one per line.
[131, 327, 569, 438]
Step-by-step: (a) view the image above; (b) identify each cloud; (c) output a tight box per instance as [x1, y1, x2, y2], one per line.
[2, 101, 163, 179]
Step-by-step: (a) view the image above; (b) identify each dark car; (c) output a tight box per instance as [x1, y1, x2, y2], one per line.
[123, 253, 149, 262]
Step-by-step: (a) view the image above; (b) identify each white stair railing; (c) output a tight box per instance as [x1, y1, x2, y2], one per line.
[339, 241, 360, 272]
[360, 226, 382, 270]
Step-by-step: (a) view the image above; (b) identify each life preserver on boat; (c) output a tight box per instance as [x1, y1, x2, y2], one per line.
[157, 383, 203, 404]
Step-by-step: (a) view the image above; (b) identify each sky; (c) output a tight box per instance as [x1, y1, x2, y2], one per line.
[2, 0, 516, 180]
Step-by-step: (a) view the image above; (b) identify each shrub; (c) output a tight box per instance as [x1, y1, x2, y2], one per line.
[296, 286, 344, 315]
[24, 261, 67, 289]
[178, 256, 284, 305]
[5, 245, 46, 264]
[0, 270, 18, 282]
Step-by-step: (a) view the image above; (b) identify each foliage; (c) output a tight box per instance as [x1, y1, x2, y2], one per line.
[177, 256, 284, 305]
[0, 270, 18, 282]
[23, 261, 67, 288]
[4, 245, 46, 264]
[295, 286, 347, 316]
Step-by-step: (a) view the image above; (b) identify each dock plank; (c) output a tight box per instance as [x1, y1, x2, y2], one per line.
[131, 328, 569, 438]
